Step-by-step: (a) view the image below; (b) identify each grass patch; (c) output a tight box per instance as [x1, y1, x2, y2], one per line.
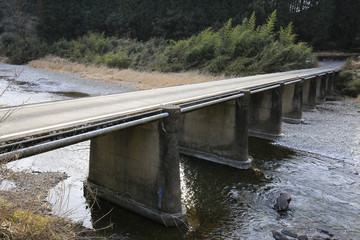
[0, 200, 88, 239]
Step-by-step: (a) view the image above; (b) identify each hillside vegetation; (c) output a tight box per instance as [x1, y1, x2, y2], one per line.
[1, 0, 358, 50]
[2, 12, 317, 77]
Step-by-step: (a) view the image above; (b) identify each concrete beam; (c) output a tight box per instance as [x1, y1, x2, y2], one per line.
[86, 106, 186, 226]
[249, 85, 283, 138]
[282, 81, 303, 123]
[303, 77, 317, 110]
[179, 93, 251, 169]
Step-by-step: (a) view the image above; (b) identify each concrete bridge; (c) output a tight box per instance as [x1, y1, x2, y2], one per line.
[0, 62, 341, 226]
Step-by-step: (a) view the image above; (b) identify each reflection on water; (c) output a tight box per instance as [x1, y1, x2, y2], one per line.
[87, 137, 360, 239]
[8, 136, 360, 239]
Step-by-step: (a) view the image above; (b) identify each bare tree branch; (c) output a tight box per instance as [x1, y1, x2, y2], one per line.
[0, 0, 37, 42]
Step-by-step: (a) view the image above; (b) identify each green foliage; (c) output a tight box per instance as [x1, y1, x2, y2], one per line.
[64, 33, 113, 64]
[50, 38, 74, 58]
[49, 33, 171, 70]
[116, 38, 168, 70]
[279, 22, 296, 45]
[104, 49, 130, 69]
[0, 38, 48, 64]
[207, 55, 231, 74]
[158, 11, 317, 76]
[48, 32, 133, 69]
[337, 59, 360, 97]
[3, 0, 358, 51]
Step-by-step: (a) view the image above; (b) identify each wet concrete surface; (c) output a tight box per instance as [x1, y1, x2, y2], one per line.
[1, 62, 360, 239]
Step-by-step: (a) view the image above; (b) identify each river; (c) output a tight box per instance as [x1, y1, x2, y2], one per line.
[0, 62, 359, 239]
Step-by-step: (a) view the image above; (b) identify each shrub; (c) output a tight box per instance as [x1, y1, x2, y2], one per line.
[206, 55, 231, 74]
[52, 32, 114, 65]
[225, 57, 257, 76]
[337, 62, 360, 97]
[0, 38, 49, 64]
[50, 38, 74, 58]
[116, 38, 168, 70]
[104, 49, 130, 69]
[158, 11, 317, 75]
[38, 13, 317, 76]
[345, 78, 360, 97]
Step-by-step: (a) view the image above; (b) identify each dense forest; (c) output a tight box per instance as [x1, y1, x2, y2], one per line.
[1, 0, 359, 51]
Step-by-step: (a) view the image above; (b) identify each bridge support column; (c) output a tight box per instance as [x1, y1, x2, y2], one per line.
[179, 92, 252, 169]
[282, 81, 303, 123]
[316, 75, 327, 103]
[86, 106, 185, 226]
[303, 77, 317, 110]
[326, 72, 335, 97]
[249, 85, 283, 138]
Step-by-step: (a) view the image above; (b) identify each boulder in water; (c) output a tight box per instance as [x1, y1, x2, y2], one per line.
[274, 192, 291, 211]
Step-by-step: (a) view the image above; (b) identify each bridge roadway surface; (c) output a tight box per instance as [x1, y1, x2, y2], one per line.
[0, 62, 342, 143]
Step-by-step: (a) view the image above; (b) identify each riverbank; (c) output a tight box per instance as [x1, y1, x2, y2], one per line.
[0, 168, 91, 239]
[28, 56, 224, 90]
[277, 98, 360, 164]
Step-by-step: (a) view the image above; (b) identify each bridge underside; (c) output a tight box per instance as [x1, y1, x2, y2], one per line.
[85, 71, 338, 226]
[179, 94, 251, 169]
[248, 86, 283, 137]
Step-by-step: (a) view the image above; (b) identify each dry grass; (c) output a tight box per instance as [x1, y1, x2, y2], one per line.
[354, 95, 360, 103]
[315, 51, 359, 57]
[350, 57, 360, 69]
[0, 169, 92, 239]
[28, 56, 225, 90]
[0, 202, 81, 239]
[0, 56, 9, 63]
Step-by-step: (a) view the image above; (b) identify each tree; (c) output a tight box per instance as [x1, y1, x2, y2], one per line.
[36, 0, 83, 42]
[330, 0, 360, 50]
[0, 0, 38, 43]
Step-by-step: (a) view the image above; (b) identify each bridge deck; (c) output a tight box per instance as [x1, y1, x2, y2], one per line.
[0, 62, 342, 142]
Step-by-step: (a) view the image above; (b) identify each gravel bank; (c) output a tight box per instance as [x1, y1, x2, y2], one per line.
[0, 169, 68, 216]
[277, 99, 360, 166]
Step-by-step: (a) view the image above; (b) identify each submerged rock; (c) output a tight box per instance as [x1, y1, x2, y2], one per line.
[274, 192, 291, 211]
[272, 230, 290, 240]
[281, 229, 297, 238]
[297, 235, 308, 240]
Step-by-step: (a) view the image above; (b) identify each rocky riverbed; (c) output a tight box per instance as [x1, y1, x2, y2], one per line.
[277, 99, 360, 165]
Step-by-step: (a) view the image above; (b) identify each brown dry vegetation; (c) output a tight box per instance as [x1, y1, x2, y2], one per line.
[315, 51, 358, 57]
[350, 58, 360, 69]
[28, 56, 226, 90]
[0, 168, 91, 239]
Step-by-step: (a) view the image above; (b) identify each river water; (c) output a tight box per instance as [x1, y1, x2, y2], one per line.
[1, 62, 359, 239]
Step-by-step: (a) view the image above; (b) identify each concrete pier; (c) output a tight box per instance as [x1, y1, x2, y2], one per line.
[249, 86, 283, 137]
[87, 106, 185, 226]
[282, 81, 303, 123]
[303, 77, 317, 110]
[326, 72, 335, 97]
[316, 75, 327, 103]
[179, 93, 251, 169]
